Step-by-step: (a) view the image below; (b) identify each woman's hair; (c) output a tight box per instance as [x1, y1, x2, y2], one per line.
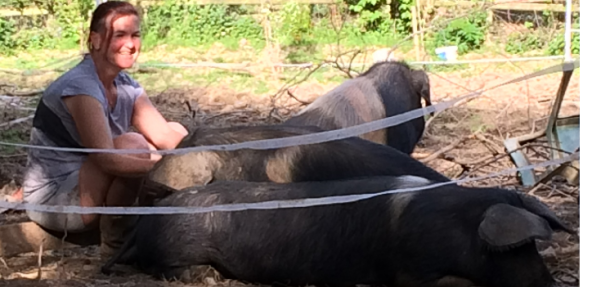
[87, 1, 140, 52]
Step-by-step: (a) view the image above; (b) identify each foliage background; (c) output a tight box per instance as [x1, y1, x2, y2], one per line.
[0, 0, 581, 61]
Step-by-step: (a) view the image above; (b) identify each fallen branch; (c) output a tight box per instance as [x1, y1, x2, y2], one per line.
[0, 257, 7, 269]
[459, 143, 576, 180]
[424, 98, 476, 134]
[0, 153, 27, 158]
[0, 68, 25, 74]
[333, 49, 363, 79]
[528, 181, 548, 195]
[548, 186, 577, 200]
[453, 154, 495, 167]
[420, 130, 480, 163]
[268, 63, 325, 119]
[0, 114, 34, 128]
[37, 237, 45, 280]
[411, 151, 431, 160]
[423, 71, 488, 134]
[476, 134, 504, 155]
[5, 89, 44, 97]
[286, 89, 311, 105]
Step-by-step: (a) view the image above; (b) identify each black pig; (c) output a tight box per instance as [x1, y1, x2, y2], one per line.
[103, 175, 573, 287]
[145, 124, 450, 193]
[284, 61, 432, 155]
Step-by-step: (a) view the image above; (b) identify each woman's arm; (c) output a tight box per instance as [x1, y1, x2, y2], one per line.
[131, 92, 187, 150]
[63, 94, 156, 177]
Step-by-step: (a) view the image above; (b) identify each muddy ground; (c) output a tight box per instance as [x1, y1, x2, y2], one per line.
[0, 67, 580, 286]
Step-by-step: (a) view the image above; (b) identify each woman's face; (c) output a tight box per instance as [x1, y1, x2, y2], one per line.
[95, 14, 141, 69]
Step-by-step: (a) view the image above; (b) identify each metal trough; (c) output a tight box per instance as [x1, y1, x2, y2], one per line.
[504, 61, 580, 187]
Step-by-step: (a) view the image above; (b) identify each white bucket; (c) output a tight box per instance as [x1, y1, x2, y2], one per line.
[435, 46, 458, 61]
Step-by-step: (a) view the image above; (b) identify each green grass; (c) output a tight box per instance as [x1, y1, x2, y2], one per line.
[0, 31, 579, 100]
[0, 127, 30, 154]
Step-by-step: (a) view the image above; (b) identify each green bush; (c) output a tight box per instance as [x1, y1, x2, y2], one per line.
[432, 11, 488, 55]
[0, 17, 17, 55]
[142, 1, 263, 46]
[546, 13, 580, 56]
[348, 0, 393, 34]
[504, 22, 544, 55]
[505, 32, 544, 54]
[393, 0, 413, 35]
[12, 27, 54, 50]
[0, 0, 578, 63]
[271, 2, 312, 46]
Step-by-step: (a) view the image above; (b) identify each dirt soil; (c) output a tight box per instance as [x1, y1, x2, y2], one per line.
[0, 68, 580, 286]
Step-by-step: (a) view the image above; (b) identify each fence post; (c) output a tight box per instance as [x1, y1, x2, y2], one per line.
[564, 0, 572, 62]
[411, 5, 419, 61]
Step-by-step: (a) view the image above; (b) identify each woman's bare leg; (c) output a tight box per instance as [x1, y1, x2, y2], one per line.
[77, 125, 187, 257]
[78, 132, 151, 226]
[75, 132, 153, 259]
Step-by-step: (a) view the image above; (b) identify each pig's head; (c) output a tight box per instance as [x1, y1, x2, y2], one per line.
[147, 151, 220, 191]
[395, 185, 573, 287]
[473, 193, 575, 287]
[409, 69, 431, 108]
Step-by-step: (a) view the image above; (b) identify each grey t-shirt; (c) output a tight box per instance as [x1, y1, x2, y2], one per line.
[22, 54, 145, 204]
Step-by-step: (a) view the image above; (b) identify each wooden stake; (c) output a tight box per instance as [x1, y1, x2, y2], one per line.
[486, 8, 494, 44]
[411, 6, 420, 61]
[416, 0, 424, 58]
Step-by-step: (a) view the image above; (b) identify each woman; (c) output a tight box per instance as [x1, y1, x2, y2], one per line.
[21, 1, 188, 257]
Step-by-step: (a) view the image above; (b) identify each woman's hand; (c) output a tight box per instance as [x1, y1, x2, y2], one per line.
[63, 94, 157, 177]
[131, 92, 188, 150]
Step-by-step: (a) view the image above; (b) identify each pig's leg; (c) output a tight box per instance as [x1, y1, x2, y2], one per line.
[426, 275, 475, 287]
[394, 273, 475, 287]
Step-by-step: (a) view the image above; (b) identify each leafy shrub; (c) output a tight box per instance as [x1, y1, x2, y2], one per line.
[349, 0, 393, 34]
[504, 22, 544, 55]
[505, 32, 544, 54]
[393, 0, 413, 34]
[546, 13, 580, 56]
[432, 11, 488, 55]
[0, 17, 17, 55]
[271, 2, 312, 46]
[12, 27, 54, 50]
[142, 1, 263, 45]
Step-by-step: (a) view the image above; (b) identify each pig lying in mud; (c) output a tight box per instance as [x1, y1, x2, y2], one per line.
[103, 175, 574, 287]
[144, 124, 450, 194]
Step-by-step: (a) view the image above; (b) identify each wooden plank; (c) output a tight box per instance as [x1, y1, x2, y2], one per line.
[0, 7, 47, 17]
[491, 3, 579, 12]
[139, 0, 337, 6]
[434, 0, 579, 12]
[0, 221, 100, 258]
[493, 0, 552, 3]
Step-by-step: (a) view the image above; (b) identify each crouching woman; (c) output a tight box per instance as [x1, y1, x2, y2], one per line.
[21, 1, 188, 258]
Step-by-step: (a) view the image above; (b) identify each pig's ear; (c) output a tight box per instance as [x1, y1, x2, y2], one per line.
[478, 203, 553, 250]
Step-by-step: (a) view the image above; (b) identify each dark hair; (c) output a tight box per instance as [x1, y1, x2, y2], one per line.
[87, 1, 140, 52]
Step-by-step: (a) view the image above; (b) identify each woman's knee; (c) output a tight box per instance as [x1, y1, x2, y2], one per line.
[114, 132, 150, 150]
[113, 132, 153, 159]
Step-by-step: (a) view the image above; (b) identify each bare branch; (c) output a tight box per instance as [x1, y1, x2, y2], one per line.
[420, 130, 480, 163]
[287, 89, 312, 105]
